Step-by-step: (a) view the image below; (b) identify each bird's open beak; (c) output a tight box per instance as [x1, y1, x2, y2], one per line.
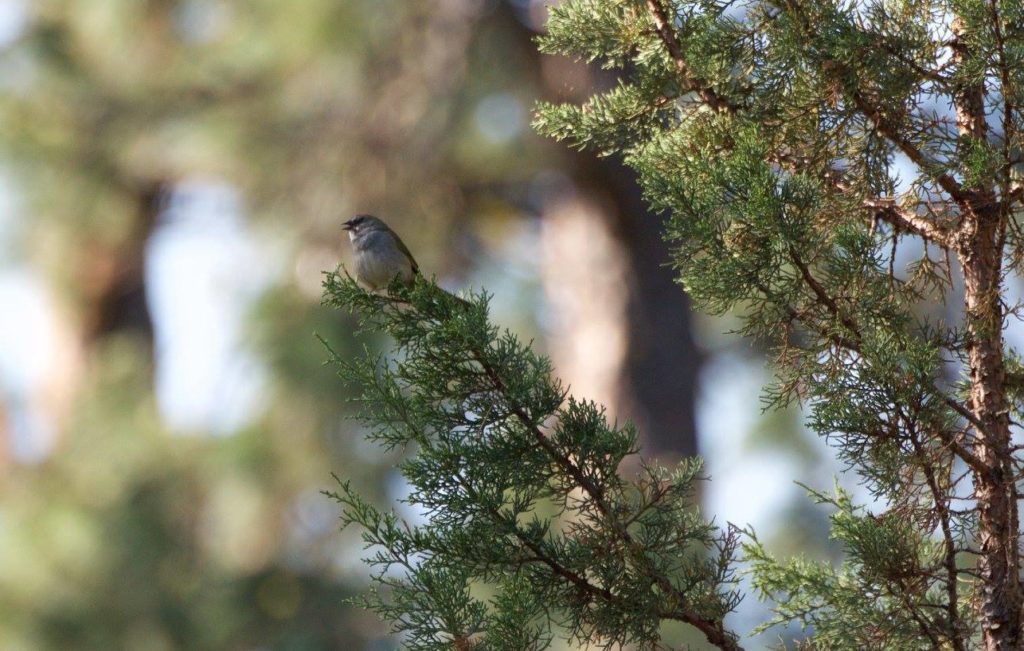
[342, 220, 354, 231]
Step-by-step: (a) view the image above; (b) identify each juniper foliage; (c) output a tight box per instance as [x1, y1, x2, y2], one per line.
[533, 0, 1024, 649]
[323, 274, 743, 650]
[328, 0, 1024, 647]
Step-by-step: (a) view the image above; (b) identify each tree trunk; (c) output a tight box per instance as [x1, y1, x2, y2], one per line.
[497, 5, 701, 458]
[959, 197, 1022, 649]
[592, 159, 700, 458]
[950, 14, 1023, 647]
[81, 179, 162, 345]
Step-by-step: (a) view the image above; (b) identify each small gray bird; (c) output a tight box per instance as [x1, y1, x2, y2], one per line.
[343, 214, 420, 291]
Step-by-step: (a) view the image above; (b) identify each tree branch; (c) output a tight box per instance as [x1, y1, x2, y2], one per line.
[770, 0, 972, 206]
[861, 195, 955, 248]
[471, 344, 744, 651]
[779, 248, 991, 477]
[644, 0, 736, 114]
[845, 88, 970, 205]
[642, 3, 959, 250]
[905, 423, 967, 651]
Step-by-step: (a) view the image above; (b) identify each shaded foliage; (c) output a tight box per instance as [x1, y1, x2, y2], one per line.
[324, 273, 743, 649]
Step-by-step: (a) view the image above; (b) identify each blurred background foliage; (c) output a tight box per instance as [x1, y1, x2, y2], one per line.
[0, 0, 837, 649]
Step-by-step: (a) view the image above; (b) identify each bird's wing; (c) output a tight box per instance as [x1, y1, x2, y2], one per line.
[391, 231, 420, 275]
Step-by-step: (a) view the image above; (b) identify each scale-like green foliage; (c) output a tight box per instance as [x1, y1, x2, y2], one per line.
[536, 0, 1024, 648]
[322, 274, 742, 649]
[331, 0, 1024, 647]
[745, 486, 969, 649]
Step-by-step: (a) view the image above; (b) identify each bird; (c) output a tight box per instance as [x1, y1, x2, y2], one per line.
[342, 214, 420, 291]
[343, 214, 471, 309]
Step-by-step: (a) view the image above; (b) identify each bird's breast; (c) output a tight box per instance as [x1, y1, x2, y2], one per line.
[353, 234, 414, 290]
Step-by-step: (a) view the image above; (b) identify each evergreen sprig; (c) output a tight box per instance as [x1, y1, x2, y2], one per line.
[533, 0, 1024, 647]
[326, 0, 1024, 646]
[322, 272, 743, 650]
[744, 486, 966, 650]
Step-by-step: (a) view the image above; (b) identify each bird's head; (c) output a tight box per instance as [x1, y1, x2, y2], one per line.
[343, 214, 387, 237]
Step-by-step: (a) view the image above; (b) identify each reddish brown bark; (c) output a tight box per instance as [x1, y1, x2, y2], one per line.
[958, 198, 1022, 649]
[949, 13, 1023, 649]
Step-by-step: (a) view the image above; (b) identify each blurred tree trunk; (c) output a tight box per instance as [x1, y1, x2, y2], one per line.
[498, 6, 701, 457]
[599, 160, 701, 458]
[540, 155, 700, 458]
[81, 178, 162, 345]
